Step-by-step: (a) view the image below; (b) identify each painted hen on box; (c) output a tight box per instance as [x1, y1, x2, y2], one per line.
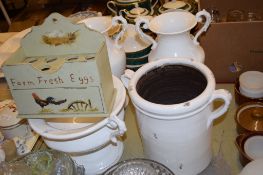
[32, 93, 67, 109]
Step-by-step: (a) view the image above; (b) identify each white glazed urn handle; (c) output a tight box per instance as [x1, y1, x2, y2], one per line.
[207, 89, 232, 128]
[121, 69, 135, 89]
[135, 17, 157, 49]
[107, 115, 127, 143]
[193, 9, 212, 45]
[107, 1, 117, 16]
[112, 16, 128, 49]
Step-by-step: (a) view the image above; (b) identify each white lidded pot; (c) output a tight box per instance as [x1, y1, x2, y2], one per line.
[121, 58, 232, 175]
[80, 16, 127, 78]
[28, 76, 127, 175]
[135, 10, 211, 63]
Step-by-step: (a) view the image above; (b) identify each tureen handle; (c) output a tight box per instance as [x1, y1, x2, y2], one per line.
[207, 89, 232, 128]
[193, 9, 211, 45]
[107, 1, 118, 16]
[121, 69, 135, 89]
[107, 114, 127, 143]
[112, 16, 128, 49]
[135, 17, 157, 49]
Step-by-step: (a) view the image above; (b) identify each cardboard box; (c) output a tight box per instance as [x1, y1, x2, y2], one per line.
[2, 13, 116, 118]
[199, 0, 263, 83]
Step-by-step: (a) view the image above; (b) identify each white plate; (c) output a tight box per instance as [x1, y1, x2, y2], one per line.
[0, 28, 31, 78]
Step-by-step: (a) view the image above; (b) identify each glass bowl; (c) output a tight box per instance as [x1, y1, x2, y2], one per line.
[103, 158, 175, 175]
[0, 149, 85, 175]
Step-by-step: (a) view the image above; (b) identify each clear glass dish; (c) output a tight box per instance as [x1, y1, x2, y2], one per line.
[0, 149, 85, 175]
[103, 158, 175, 175]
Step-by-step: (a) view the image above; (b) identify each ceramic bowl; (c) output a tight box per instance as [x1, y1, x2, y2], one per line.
[235, 102, 263, 134]
[103, 158, 175, 175]
[236, 132, 263, 166]
[239, 71, 263, 99]
[235, 80, 263, 105]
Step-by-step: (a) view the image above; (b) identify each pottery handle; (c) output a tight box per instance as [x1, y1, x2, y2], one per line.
[135, 17, 157, 49]
[112, 16, 128, 49]
[207, 89, 232, 128]
[119, 9, 128, 16]
[121, 69, 135, 89]
[150, 0, 158, 15]
[107, 1, 117, 16]
[193, 9, 211, 45]
[107, 115, 127, 143]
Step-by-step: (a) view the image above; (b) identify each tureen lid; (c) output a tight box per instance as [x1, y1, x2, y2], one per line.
[126, 7, 149, 18]
[163, 1, 187, 9]
[239, 71, 263, 98]
[130, 7, 147, 14]
[0, 100, 21, 127]
[236, 102, 263, 132]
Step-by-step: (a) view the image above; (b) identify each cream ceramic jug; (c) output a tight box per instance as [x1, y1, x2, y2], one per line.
[135, 10, 211, 63]
[80, 16, 127, 78]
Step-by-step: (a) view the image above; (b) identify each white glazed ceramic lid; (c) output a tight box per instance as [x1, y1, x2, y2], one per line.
[163, 1, 186, 9]
[239, 71, 263, 98]
[244, 135, 263, 160]
[239, 158, 263, 175]
[0, 100, 21, 127]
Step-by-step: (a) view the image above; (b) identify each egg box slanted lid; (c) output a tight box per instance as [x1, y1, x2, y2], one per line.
[2, 13, 116, 119]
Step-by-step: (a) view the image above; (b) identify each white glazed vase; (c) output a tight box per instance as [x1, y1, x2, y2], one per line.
[135, 10, 211, 63]
[121, 58, 232, 175]
[81, 16, 127, 78]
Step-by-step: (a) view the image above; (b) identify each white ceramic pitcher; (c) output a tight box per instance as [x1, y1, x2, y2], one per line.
[121, 58, 232, 175]
[80, 16, 127, 78]
[135, 10, 211, 63]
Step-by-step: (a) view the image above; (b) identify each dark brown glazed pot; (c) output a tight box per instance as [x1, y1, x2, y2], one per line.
[236, 132, 263, 166]
[235, 102, 263, 134]
[235, 80, 263, 106]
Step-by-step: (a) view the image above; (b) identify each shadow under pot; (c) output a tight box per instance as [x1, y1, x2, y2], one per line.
[234, 80, 263, 106]
[235, 102, 263, 134]
[236, 132, 263, 166]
